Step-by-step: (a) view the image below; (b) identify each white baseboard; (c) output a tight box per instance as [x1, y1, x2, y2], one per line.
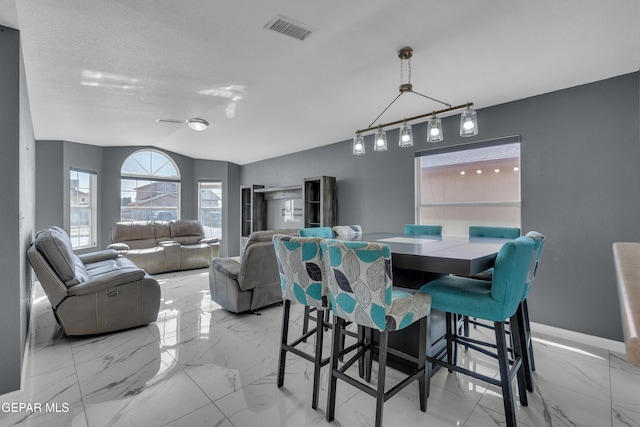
[530, 321, 626, 354]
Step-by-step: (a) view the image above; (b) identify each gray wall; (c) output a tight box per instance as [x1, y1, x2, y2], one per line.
[0, 25, 36, 395]
[241, 72, 640, 341]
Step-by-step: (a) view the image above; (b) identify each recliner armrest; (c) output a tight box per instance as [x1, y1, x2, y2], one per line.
[67, 268, 146, 296]
[78, 249, 120, 264]
[211, 258, 240, 280]
[199, 237, 219, 245]
[108, 243, 130, 252]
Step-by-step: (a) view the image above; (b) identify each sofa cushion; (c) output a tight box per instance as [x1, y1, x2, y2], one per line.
[111, 221, 156, 243]
[34, 228, 78, 283]
[153, 221, 172, 242]
[169, 220, 205, 245]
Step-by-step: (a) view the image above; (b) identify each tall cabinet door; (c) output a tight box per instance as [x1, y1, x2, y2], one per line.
[240, 184, 265, 246]
[303, 176, 336, 228]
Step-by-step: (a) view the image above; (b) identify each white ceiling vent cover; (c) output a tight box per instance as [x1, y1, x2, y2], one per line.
[264, 15, 313, 41]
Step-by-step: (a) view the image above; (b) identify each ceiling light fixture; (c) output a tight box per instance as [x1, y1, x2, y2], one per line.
[353, 47, 478, 155]
[156, 117, 209, 131]
[187, 118, 209, 131]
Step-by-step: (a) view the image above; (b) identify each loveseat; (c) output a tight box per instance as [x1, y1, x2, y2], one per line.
[209, 229, 298, 313]
[27, 226, 161, 336]
[108, 220, 220, 274]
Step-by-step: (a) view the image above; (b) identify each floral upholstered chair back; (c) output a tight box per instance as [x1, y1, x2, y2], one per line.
[272, 234, 326, 310]
[320, 239, 394, 330]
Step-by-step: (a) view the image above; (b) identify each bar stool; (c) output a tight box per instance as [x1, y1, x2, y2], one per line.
[320, 239, 432, 427]
[419, 236, 535, 427]
[272, 234, 328, 409]
[298, 227, 334, 340]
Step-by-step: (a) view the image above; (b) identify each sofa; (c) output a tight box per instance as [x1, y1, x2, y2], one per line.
[108, 220, 220, 274]
[27, 226, 161, 336]
[209, 229, 298, 313]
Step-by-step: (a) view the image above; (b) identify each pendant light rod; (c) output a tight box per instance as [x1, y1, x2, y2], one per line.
[358, 102, 473, 135]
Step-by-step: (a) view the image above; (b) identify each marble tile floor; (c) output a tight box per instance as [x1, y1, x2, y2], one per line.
[2, 268, 639, 427]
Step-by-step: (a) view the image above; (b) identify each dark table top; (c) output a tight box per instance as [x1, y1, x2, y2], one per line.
[342, 232, 510, 276]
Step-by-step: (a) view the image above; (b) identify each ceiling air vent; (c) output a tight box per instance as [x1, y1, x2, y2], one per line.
[264, 15, 313, 41]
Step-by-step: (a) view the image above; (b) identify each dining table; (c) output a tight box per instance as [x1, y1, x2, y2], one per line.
[339, 231, 512, 373]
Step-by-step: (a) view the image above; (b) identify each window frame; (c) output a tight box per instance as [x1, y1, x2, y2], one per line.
[69, 168, 98, 249]
[414, 135, 521, 236]
[198, 180, 223, 239]
[120, 149, 181, 222]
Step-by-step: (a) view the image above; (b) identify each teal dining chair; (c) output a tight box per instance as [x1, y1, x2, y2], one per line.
[299, 227, 333, 238]
[321, 239, 432, 427]
[469, 225, 521, 239]
[403, 224, 442, 236]
[517, 231, 546, 391]
[419, 236, 535, 427]
[464, 226, 522, 337]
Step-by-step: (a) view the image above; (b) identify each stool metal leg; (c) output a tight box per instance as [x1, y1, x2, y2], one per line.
[375, 329, 389, 427]
[278, 300, 291, 388]
[510, 313, 529, 405]
[418, 316, 428, 412]
[311, 309, 324, 409]
[326, 316, 342, 422]
[302, 306, 310, 342]
[495, 321, 517, 427]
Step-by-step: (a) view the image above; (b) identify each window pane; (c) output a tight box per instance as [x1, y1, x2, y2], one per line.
[199, 181, 222, 239]
[417, 142, 521, 235]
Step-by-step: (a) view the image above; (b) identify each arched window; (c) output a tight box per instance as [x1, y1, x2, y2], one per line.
[120, 149, 181, 221]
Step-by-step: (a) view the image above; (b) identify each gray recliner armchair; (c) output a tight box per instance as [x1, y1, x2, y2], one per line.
[209, 229, 298, 313]
[27, 226, 161, 336]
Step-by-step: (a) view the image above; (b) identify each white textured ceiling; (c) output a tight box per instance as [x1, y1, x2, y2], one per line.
[10, 1, 640, 165]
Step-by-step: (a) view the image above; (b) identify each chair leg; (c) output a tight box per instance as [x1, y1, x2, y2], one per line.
[311, 309, 325, 409]
[365, 327, 373, 383]
[278, 300, 291, 388]
[375, 329, 389, 427]
[358, 325, 365, 378]
[495, 321, 517, 427]
[515, 303, 534, 392]
[445, 312, 455, 371]
[510, 313, 530, 404]
[522, 299, 536, 372]
[418, 316, 428, 412]
[302, 306, 311, 342]
[326, 316, 342, 422]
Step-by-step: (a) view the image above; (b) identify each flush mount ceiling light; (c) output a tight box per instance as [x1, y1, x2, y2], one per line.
[353, 47, 478, 155]
[156, 117, 210, 131]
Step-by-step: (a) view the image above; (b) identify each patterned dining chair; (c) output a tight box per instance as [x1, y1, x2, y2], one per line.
[403, 224, 442, 236]
[419, 236, 535, 427]
[272, 234, 328, 409]
[320, 239, 432, 427]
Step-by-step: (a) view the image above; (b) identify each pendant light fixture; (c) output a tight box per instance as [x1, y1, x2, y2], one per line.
[459, 104, 478, 137]
[398, 121, 413, 147]
[426, 113, 443, 143]
[353, 47, 478, 155]
[353, 132, 365, 155]
[374, 125, 388, 151]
